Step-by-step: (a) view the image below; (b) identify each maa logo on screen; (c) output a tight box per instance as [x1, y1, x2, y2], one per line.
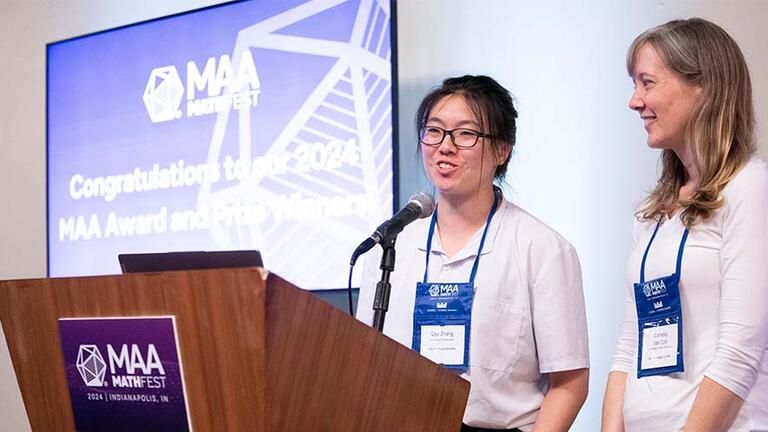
[143, 49, 261, 123]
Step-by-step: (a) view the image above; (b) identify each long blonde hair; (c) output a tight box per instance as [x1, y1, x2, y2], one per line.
[628, 18, 755, 227]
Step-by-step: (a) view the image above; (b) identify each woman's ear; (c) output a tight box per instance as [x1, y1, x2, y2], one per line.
[495, 142, 511, 166]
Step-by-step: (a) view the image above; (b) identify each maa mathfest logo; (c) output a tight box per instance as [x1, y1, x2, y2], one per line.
[642, 279, 667, 297]
[143, 50, 261, 123]
[428, 284, 460, 297]
[75, 343, 168, 389]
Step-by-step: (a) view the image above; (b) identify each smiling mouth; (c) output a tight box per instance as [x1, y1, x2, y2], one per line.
[436, 161, 456, 170]
[642, 116, 656, 129]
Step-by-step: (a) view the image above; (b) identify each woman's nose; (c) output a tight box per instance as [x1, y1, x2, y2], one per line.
[628, 88, 644, 111]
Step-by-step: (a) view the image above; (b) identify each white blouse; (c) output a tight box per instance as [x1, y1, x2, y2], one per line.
[611, 158, 768, 431]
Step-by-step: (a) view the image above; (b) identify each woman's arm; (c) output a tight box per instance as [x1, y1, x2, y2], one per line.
[685, 163, 768, 429]
[527, 243, 589, 431]
[533, 368, 589, 432]
[601, 371, 627, 432]
[602, 272, 639, 432]
[683, 377, 743, 431]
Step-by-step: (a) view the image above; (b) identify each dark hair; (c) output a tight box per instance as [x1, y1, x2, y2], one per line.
[415, 75, 518, 179]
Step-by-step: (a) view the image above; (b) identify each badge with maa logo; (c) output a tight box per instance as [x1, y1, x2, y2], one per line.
[58, 316, 191, 431]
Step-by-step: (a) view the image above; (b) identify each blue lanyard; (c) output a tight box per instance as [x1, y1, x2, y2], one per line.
[639, 219, 690, 283]
[422, 188, 501, 285]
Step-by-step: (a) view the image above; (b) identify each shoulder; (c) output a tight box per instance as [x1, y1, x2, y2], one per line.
[724, 157, 768, 196]
[498, 199, 578, 263]
[723, 157, 768, 199]
[499, 201, 585, 298]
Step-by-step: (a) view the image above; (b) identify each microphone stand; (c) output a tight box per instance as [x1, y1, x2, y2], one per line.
[372, 235, 397, 332]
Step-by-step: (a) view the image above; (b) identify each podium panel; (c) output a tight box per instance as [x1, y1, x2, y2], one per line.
[266, 274, 469, 431]
[0, 269, 468, 431]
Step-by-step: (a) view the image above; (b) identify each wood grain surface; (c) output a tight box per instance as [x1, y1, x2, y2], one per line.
[0, 269, 469, 431]
[0, 269, 266, 431]
[266, 273, 469, 431]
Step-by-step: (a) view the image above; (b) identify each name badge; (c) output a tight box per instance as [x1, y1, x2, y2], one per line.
[414, 188, 500, 373]
[634, 273, 684, 377]
[412, 282, 473, 372]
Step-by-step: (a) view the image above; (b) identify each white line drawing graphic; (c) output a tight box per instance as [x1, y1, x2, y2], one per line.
[197, 0, 393, 288]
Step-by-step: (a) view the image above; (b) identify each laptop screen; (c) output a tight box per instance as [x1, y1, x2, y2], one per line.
[118, 250, 263, 274]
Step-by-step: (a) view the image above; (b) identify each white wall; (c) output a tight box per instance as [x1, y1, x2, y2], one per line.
[1, 1, 767, 430]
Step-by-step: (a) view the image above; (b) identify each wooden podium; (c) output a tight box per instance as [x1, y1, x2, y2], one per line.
[0, 268, 469, 431]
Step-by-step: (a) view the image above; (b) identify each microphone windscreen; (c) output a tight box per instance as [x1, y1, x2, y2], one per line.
[408, 192, 435, 218]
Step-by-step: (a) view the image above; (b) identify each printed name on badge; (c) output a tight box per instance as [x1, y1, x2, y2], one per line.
[420, 325, 465, 365]
[642, 323, 679, 369]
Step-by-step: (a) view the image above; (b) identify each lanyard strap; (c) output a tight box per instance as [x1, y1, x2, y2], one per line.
[639, 219, 690, 283]
[422, 188, 501, 284]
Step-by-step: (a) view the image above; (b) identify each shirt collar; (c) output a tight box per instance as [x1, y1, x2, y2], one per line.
[416, 198, 507, 263]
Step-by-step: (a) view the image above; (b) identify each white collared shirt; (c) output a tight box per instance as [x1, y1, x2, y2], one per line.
[357, 197, 589, 431]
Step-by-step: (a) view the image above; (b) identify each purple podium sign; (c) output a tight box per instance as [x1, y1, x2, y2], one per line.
[58, 316, 192, 431]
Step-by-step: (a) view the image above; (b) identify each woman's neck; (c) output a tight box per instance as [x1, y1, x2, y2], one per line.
[435, 187, 496, 258]
[673, 142, 700, 201]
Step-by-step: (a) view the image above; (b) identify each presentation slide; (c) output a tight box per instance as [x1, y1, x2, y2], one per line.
[47, 0, 395, 289]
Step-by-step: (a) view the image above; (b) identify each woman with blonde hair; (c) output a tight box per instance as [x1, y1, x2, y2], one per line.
[602, 18, 768, 431]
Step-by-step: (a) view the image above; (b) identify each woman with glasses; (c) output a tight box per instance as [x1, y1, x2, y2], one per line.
[357, 75, 589, 431]
[602, 18, 768, 431]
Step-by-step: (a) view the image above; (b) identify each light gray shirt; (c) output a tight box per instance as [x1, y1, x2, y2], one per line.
[357, 197, 589, 431]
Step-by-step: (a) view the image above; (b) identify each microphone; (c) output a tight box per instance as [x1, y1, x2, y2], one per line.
[350, 192, 435, 266]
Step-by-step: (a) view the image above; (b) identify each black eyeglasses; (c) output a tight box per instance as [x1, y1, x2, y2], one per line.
[419, 126, 493, 149]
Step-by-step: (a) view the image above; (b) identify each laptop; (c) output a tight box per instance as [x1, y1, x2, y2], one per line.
[118, 250, 263, 274]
